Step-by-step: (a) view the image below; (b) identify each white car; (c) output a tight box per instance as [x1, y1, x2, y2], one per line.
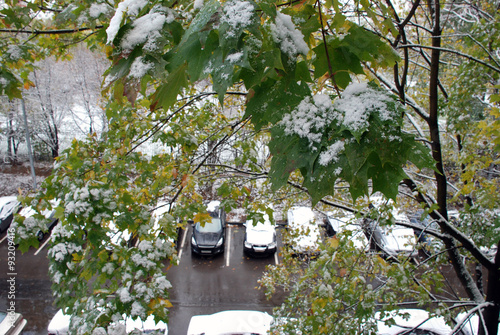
[244, 213, 277, 256]
[326, 214, 369, 250]
[376, 309, 452, 335]
[363, 215, 418, 259]
[286, 206, 321, 255]
[47, 309, 168, 335]
[456, 311, 500, 335]
[363, 197, 418, 258]
[187, 310, 272, 335]
[0, 196, 21, 233]
[18, 203, 59, 241]
[0, 311, 27, 335]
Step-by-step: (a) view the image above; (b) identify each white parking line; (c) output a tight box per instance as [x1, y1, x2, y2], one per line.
[0, 235, 7, 244]
[177, 228, 188, 261]
[225, 226, 232, 267]
[274, 251, 279, 265]
[34, 237, 51, 256]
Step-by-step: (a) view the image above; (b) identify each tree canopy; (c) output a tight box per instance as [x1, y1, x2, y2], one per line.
[2, 0, 500, 334]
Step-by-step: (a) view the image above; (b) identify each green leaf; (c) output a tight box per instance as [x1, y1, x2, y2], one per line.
[245, 78, 311, 130]
[367, 153, 406, 200]
[0, 68, 22, 99]
[268, 132, 321, 191]
[170, 31, 214, 82]
[257, 0, 277, 18]
[179, 0, 221, 47]
[239, 48, 283, 88]
[151, 63, 188, 110]
[341, 23, 399, 68]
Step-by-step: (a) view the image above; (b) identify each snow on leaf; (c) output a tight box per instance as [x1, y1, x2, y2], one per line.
[221, 0, 255, 36]
[106, 0, 148, 44]
[128, 56, 152, 79]
[334, 82, 396, 139]
[319, 141, 345, 166]
[270, 12, 309, 59]
[279, 94, 337, 148]
[120, 11, 168, 52]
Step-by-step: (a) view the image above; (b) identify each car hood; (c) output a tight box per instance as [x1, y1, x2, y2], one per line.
[246, 229, 275, 245]
[381, 227, 416, 255]
[193, 231, 222, 246]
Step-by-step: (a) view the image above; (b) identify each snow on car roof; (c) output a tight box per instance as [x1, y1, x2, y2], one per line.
[47, 309, 168, 334]
[287, 207, 321, 253]
[187, 310, 272, 335]
[376, 309, 452, 335]
[288, 206, 316, 227]
[0, 196, 19, 219]
[206, 200, 221, 212]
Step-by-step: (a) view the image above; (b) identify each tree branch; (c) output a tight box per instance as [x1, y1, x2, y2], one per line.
[0, 26, 104, 35]
[398, 44, 500, 74]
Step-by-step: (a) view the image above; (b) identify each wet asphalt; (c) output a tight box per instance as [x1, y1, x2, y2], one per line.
[0, 223, 285, 335]
[0, 221, 474, 335]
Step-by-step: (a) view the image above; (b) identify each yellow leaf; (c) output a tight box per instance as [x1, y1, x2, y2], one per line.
[194, 213, 212, 225]
[23, 80, 35, 90]
[328, 236, 339, 249]
[149, 298, 173, 309]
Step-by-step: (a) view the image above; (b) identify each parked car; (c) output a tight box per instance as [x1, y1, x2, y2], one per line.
[362, 217, 418, 259]
[0, 196, 21, 233]
[47, 309, 168, 335]
[361, 198, 418, 259]
[285, 206, 321, 256]
[408, 211, 441, 258]
[18, 204, 59, 241]
[456, 311, 500, 335]
[191, 201, 226, 256]
[244, 213, 277, 257]
[187, 310, 272, 335]
[326, 214, 369, 250]
[375, 308, 452, 335]
[0, 311, 27, 335]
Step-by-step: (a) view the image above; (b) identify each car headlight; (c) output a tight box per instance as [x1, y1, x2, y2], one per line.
[244, 241, 252, 248]
[191, 236, 197, 246]
[216, 237, 223, 247]
[268, 242, 277, 249]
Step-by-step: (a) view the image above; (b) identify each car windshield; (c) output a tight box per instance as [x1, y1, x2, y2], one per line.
[195, 218, 222, 233]
[0, 201, 17, 217]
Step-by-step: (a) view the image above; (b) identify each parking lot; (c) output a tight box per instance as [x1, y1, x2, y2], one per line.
[0, 222, 286, 335]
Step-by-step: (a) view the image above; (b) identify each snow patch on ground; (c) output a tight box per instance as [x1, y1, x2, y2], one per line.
[0, 162, 51, 197]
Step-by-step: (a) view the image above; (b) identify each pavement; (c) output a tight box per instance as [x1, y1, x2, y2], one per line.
[0, 222, 285, 335]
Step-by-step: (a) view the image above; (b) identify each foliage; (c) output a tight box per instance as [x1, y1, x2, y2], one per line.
[2, 0, 500, 334]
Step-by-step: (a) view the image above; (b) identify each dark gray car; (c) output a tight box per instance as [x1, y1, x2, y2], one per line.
[191, 201, 226, 256]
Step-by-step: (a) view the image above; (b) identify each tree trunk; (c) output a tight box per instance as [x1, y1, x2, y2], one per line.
[7, 117, 13, 164]
[52, 124, 59, 158]
[479, 240, 500, 335]
[426, 0, 484, 304]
